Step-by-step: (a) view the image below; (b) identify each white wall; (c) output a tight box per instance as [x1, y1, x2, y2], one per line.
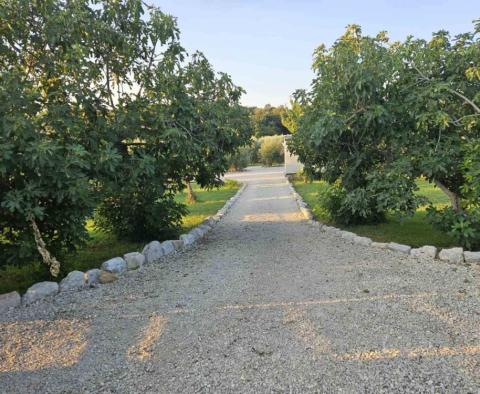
[283, 135, 303, 175]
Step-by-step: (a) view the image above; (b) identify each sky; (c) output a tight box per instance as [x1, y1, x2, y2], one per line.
[155, 0, 478, 107]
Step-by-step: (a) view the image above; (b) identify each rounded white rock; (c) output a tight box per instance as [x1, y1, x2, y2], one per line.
[23, 281, 59, 306]
[438, 247, 464, 264]
[123, 252, 145, 270]
[59, 270, 86, 292]
[101, 257, 127, 274]
[142, 241, 165, 264]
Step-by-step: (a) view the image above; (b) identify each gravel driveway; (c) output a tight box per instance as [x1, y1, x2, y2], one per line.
[1, 166, 479, 393]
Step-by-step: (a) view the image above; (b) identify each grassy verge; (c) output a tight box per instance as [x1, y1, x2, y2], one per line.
[293, 178, 458, 248]
[0, 180, 240, 294]
[175, 180, 239, 231]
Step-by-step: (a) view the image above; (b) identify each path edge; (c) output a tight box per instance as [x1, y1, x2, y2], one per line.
[0, 183, 248, 313]
[285, 177, 480, 267]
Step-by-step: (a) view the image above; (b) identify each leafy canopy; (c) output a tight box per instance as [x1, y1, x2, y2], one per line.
[0, 0, 252, 272]
[290, 21, 480, 247]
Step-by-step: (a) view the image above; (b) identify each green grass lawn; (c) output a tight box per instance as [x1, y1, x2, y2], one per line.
[175, 180, 240, 231]
[0, 181, 240, 294]
[293, 178, 458, 248]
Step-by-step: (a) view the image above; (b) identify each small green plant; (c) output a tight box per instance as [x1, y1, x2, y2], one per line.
[96, 192, 187, 242]
[223, 179, 240, 189]
[426, 207, 480, 250]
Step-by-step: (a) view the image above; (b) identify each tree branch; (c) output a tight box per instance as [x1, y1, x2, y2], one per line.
[451, 113, 480, 126]
[30, 219, 61, 277]
[137, 40, 158, 98]
[411, 62, 480, 114]
[433, 179, 462, 212]
[105, 62, 115, 109]
[445, 87, 480, 114]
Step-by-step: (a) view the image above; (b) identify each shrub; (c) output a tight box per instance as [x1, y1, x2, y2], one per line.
[258, 135, 284, 166]
[96, 192, 186, 242]
[227, 144, 255, 171]
[427, 207, 480, 250]
[250, 139, 261, 164]
[319, 182, 385, 226]
[223, 179, 240, 189]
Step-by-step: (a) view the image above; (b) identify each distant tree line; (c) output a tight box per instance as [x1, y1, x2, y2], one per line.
[226, 104, 292, 170]
[249, 104, 290, 137]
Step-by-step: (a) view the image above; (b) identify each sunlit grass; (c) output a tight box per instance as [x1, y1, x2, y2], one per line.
[175, 180, 239, 231]
[293, 178, 458, 248]
[0, 181, 239, 294]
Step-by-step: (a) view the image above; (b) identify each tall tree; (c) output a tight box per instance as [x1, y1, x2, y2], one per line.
[290, 21, 480, 247]
[398, 23, 480, 248]
[0, 0, 120, 273]
[291, 26, 421, 224]
[0, 0, 252, 273]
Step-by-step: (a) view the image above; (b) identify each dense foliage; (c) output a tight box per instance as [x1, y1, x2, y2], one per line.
[250, 104, 290, 137]
[281, 98, 304, 134]
[0, 0, 251, 273]
[290, 22, 480, 247]
[227, 133, 286, 170]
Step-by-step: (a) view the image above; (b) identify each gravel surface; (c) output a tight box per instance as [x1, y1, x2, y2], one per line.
[1, 166, 479, 393]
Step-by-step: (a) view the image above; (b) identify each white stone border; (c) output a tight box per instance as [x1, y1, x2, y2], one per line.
[286, 178, 480, 266]
[0, 183, 247, 312]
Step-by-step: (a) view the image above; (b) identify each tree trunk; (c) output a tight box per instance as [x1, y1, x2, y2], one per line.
[31, 219, 61, 277]
[434, 179, 462, 212]
[186, 181, 197, 204]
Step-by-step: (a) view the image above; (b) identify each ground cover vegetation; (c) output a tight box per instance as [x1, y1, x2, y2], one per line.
[288, 22, 480, 249]
[0, 0, 252, 279]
